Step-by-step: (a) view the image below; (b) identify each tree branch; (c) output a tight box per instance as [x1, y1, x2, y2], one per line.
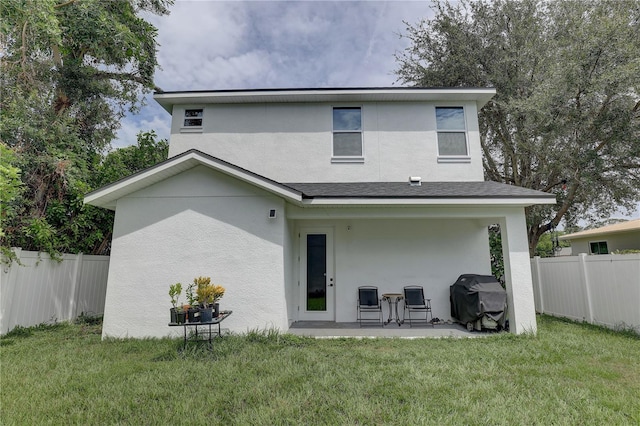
[93, 70, 160, 91]
[21, 20, 28, 73]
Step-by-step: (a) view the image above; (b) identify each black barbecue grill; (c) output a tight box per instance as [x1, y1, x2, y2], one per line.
[450, 274, 507, 331]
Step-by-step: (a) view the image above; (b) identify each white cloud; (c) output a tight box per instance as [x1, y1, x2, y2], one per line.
[118, 1, 433, 147]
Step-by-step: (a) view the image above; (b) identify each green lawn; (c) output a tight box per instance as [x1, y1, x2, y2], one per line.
[1, 316, 638, 425]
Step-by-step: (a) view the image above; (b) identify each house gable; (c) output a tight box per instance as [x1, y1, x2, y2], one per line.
[85, 149, 303, 210]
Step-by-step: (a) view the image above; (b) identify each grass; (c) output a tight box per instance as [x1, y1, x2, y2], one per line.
[1, 316, 638, 425]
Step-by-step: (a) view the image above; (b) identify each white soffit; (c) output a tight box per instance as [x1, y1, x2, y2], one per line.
[154, 87, 497, 112]
[300, 198, 555, 207]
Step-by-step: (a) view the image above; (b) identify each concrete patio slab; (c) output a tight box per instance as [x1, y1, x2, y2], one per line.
[287, 321, 495, 338]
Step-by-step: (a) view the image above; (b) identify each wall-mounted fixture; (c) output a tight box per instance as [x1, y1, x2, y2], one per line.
[268, 209, 277, 219]
[409, 176, 422, 186]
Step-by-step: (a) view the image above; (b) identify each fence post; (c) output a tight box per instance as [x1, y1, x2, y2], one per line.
[533, 256, 544, 314]
[70, 252, 84, 320]
[0, 248, 22, 334]
[578, 253, 594, 324]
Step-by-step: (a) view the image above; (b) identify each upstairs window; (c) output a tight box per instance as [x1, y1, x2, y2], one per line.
[589, 241, 609, 255]
[183, 109, 203, 127]
[333, 107, 362, 158]
[436, 107, 468, 157]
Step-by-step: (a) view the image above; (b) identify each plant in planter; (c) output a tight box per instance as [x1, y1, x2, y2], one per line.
[168, 283, 185, 324]
[195, 276, 216, 322]
[185, 280, 200, 323]
[211, 284, 225, 317]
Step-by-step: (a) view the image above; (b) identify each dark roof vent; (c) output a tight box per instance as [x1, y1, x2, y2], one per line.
[409, 176, 422, 187]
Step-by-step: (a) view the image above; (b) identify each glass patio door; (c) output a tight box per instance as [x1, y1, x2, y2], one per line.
[299, 228, 334, 321]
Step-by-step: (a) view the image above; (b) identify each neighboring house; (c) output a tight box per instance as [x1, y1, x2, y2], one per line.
[559, 219, 640, 255]
[85, 87, 556, 338]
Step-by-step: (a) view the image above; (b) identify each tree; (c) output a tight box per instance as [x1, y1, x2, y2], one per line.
[0, 143, 23, 262]
[0, 0, 172, 257]
[396, 0, 640, 255]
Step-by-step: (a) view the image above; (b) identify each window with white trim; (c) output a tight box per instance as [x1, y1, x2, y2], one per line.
[436, 107, 468, 157]
[589, 241, 608, 255]
[332, 107, 362, 158]
[183, 109, 203, 127]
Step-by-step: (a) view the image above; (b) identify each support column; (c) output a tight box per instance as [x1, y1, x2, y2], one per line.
[500, 210, 537, 334]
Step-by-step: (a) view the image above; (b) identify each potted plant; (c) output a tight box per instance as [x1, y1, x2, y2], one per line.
[185, 280, 200, 323]
[211, 284, 225, 317]
[168, 283, 185, 324]
[195, 276, 215, 322]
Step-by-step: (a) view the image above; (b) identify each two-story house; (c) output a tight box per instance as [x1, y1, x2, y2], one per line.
[86, 88, 555, 338]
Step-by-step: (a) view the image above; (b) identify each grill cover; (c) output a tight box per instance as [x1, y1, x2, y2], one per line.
[450, 274, 507, 325]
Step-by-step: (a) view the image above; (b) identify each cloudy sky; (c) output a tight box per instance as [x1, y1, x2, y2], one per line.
[115, 0, 433, 148]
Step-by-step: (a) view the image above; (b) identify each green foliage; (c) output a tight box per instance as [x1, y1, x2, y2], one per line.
[74, 313, 103, 326]
[193, 276, 225, 308]
[396, 0, 640, 255]
[0, 0, 172, 260]
[612, 249, 640, 254]
[534, 230, 571, 258]
[168, 282, 182, 309]
[0, 143, 23, 263]
[488, 225, 504, 282]
[95, 131, 168, 188]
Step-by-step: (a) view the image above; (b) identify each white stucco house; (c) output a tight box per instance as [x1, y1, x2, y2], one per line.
[85, 87, 556, 338]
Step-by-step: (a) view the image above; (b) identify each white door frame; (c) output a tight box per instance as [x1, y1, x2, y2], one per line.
[298, 227, 335, 321]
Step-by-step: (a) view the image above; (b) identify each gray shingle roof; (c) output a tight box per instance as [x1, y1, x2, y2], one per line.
[284, 181, 555, 199]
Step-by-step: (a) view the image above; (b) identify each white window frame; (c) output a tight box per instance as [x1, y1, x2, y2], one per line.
[435, 106, 470, 163]
[180, 107, 204, 133]
[589, 240, 609, 255]
[331, 106, 364, 164]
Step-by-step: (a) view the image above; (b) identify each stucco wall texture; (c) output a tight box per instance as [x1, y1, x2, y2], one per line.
[167, 101, 484, 183]
[102, 166, 288, 338]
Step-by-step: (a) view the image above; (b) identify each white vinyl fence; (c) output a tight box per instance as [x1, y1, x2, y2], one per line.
[531, 253, 640, 332]
[0, 249, 110, 335]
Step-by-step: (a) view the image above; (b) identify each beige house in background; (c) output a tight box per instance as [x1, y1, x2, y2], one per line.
[559, 219, 640, 255]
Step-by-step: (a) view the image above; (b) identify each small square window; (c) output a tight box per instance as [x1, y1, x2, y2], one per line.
[183, 109, 203, 127]
[436, 107, 468, 157]
[589, 241, 608, 255]
[333, 107, 362, 158]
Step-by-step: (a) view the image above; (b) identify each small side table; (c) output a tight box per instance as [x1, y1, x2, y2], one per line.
[382, 293, 404, 326]
[169, 311, 232, 350]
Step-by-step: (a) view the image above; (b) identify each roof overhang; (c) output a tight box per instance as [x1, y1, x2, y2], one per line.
[154, 87, 497, 113]
[559, 219, 640, 240]
[297, 198, 553, 207]
[84, 150, 304, 210]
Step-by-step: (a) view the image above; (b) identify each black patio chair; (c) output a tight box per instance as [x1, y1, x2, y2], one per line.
[357, 286, 383, 327]
[403, 286, 433, 327]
